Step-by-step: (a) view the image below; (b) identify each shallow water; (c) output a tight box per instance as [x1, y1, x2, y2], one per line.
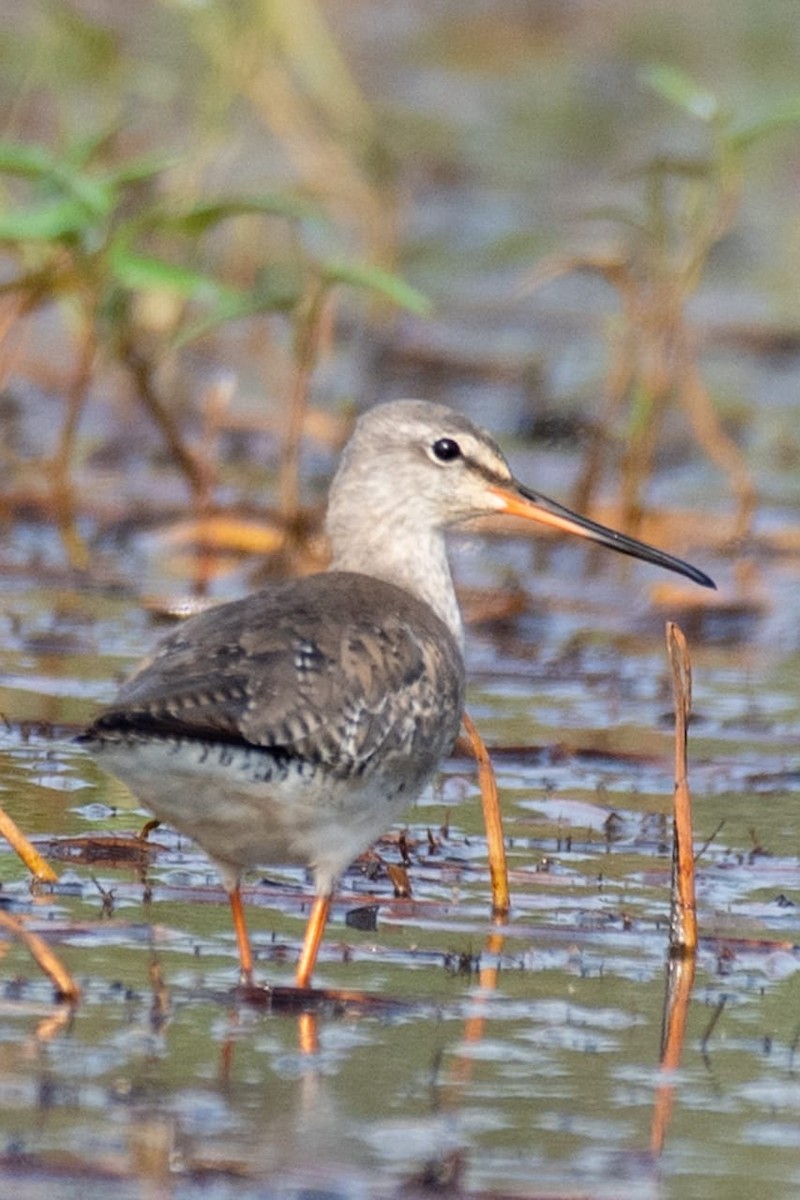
[1, 507, 799, 1200]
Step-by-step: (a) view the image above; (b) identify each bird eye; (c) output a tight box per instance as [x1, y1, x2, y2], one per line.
[431, 437, 461, 463]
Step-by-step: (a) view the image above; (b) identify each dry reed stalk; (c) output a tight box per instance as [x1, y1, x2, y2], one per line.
[462, 711, 509, 918]
[666, 621, 697, 953]
[0, 805, 58, 882]
[0, 911, 80, 1002]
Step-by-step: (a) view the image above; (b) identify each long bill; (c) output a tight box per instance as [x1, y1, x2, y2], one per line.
[489, 481, 716, 590]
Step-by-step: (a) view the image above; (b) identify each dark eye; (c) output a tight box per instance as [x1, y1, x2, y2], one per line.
[431, 437, 461, 463]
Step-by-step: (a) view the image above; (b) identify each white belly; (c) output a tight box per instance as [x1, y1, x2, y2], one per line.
[92, 736, 423, 894]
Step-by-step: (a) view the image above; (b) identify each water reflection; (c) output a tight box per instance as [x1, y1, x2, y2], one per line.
[1, 502, 799, 1196]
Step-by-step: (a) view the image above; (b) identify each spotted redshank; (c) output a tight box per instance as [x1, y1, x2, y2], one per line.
[82, 400, 714, 988]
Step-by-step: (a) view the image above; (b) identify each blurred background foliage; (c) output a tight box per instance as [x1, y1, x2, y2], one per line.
[2, 0, 800, 577]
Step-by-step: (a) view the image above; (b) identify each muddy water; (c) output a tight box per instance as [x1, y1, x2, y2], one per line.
[0, 501, 798, 1199]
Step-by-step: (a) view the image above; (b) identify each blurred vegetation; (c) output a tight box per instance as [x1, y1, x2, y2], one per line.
[524, 66, 800, 543]
[1, 2, 800, 578]
[0, 0, 423, 570]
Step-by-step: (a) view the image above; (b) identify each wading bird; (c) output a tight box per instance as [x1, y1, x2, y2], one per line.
[83, 400, 714, 988]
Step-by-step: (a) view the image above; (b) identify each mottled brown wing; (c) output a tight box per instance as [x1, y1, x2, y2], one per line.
[88, 573, 465, 780]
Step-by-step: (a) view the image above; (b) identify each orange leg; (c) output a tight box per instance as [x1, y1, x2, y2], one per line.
[462, 711, 509, 917]
[296, 893, 332, 989]
[228, 883, 254, 984]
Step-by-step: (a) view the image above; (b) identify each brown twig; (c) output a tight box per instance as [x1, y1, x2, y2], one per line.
[461, 711, 509, 918]
[0, 911, 80, 1002]
[0, 804, 58, 882]
[651, 619, 702, 1156]
[118, 335, 211, 504]
[677, 341, 756, 541]
[666, 621, 697, 953]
